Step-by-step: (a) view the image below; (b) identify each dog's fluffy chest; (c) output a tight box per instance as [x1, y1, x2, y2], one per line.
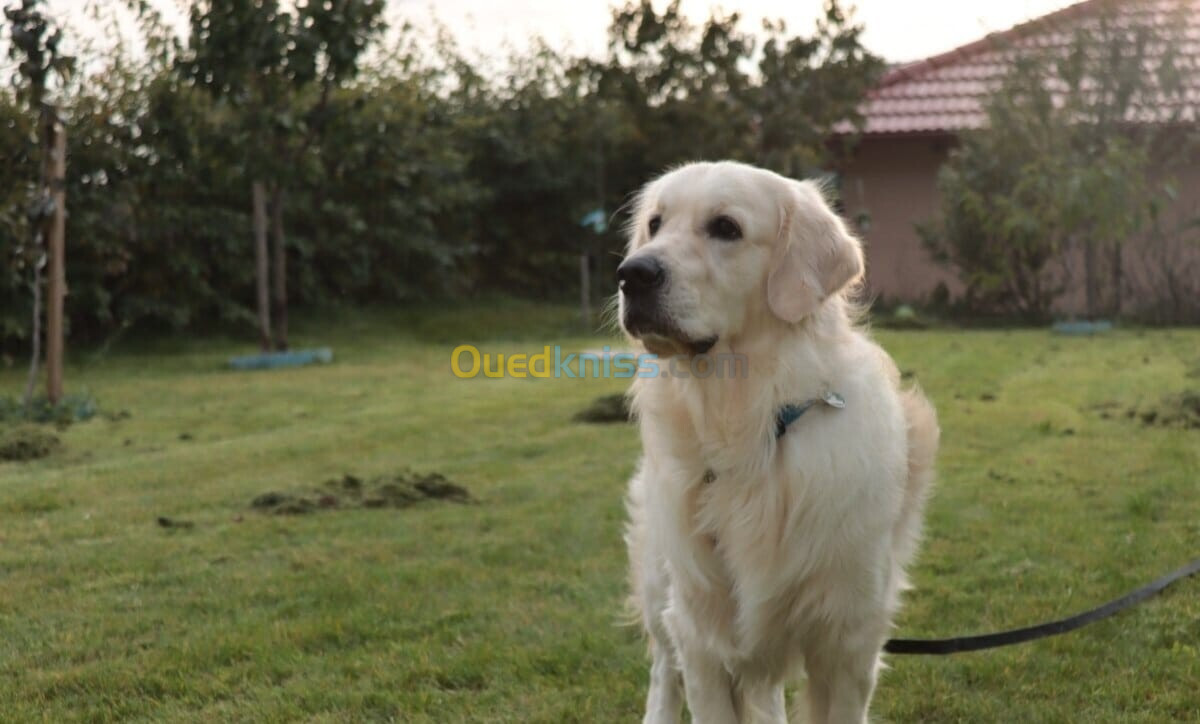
[656, 453, 854, 664]
[667, 432, 853, 582]
[641, 381, 906, 663]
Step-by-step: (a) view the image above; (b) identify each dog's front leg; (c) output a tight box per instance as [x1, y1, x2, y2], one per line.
[804, 631, 883, 724]
[675, 643, 738, 724]
[643, 638, 683, 724]
[734, 680, 787, 724]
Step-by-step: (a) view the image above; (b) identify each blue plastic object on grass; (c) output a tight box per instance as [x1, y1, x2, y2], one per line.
[1051, 320, 1113, 335]
[228, 347, 333, 370]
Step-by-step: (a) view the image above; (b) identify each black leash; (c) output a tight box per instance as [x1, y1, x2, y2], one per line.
[885, 557, 1200, 655]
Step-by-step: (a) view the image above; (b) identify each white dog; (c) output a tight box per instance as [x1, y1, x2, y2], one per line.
[618, 161, 939, 724]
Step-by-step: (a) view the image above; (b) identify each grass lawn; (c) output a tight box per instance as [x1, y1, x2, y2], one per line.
[2, 302, 1198, 722]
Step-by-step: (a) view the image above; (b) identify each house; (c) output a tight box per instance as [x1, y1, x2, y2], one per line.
[836, 0, 1200, 318]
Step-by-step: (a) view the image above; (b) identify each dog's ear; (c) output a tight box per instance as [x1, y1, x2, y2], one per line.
[767, 180, 864, 323]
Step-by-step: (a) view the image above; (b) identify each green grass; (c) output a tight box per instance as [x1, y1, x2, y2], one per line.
[1, 304, 1198, 722]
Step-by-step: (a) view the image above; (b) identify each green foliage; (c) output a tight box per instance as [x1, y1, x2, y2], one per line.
[456, 0, 881, 294]
[919, 60, 1082, 322]
[755, 2, 882, 173]
[182, 0, 386, 181]
[920, 0, 1192, 322]
[290, 72, 481, 300]
[2, 0, 75, 387]
[0, 390, 96, 424]
[1, 1, 881, 350]
[0, 96, 38, 340]
[3, 0, 73, 109]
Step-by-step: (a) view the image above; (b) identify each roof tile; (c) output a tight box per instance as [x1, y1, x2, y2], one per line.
[849, 0, 1200, 135]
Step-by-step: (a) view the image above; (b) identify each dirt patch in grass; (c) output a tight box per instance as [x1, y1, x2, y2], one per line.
[0, 426, 62, 462]
[573, 393, 631, 423]
[157, 516, 195, 530]
[251, 471, 473, 515]
[1124, 390, 1200, 430]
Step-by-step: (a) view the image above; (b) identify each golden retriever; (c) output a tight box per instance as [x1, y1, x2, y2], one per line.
[617, 161, 939, 723]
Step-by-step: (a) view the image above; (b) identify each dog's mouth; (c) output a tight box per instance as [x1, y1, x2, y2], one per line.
[635, 332, 718, 358]
[621, 303, 717, 358]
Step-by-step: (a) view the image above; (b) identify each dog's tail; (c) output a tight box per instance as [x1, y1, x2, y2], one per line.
[894, 386, 939, 578]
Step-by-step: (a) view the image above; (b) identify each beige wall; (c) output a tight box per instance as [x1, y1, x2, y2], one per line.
[841, 134, 1200, 320]
[839, 135, 957, 304]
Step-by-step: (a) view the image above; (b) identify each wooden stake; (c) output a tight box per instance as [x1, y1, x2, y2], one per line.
[270, 186, 288, 351]
[45, 121, 66, 405]
[252, 181, 271, 351]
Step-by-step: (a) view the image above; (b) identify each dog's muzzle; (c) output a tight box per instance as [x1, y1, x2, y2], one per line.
[618, 255, 717, 356]
[617, 255, 669, 338]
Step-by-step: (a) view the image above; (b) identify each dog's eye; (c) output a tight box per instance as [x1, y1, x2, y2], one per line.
[648, 215, 662, 236]
[706, 215, 742, 242]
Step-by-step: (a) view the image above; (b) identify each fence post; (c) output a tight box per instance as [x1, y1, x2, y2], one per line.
[45, 120, 67, 405]
[252, 181, 271, 351]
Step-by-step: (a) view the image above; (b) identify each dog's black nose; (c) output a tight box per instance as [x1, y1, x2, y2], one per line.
[617, 256, 666, 294]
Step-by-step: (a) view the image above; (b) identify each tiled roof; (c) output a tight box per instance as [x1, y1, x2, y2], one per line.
[844, 0, 1200, 136]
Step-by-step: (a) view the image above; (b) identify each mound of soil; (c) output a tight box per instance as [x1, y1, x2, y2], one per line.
[156, 516, 194, 529]
[0, 426, 61, 462]
[251, 471, 473, 515]
[573, 393, 631, 423]
[1125, 390, 1200, 430]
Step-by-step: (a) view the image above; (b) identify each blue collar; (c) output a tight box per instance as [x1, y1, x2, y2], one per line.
[775, 390, 845, 438]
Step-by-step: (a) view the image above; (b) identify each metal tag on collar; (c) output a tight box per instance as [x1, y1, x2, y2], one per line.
[821, 390, 846, 409]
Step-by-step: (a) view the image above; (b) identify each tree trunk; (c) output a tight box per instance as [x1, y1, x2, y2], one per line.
[22, 253, 43, 411]
[1110, 241, 1123, 318]
[45, 121, 66, 405]
[252, 181, 272, 351]
[1083, 240, 1097, 320]
[270, 186, 288, 351]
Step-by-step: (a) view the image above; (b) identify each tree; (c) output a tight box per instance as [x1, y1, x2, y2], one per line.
[0, 1, 884, 350]
[555, 0, 880, 295]
[920, 0, 1191, 321]
[4, 0, 73, 405]
[754, 2, 882, 175]
[182, 0, 385, 350]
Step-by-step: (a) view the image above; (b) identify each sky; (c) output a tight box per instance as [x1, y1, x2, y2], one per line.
[389, 0, 1082, 64]
[46, 0, 1080, 66]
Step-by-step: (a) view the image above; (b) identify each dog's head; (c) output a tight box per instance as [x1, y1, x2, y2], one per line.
[617, 161, 863, 356]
